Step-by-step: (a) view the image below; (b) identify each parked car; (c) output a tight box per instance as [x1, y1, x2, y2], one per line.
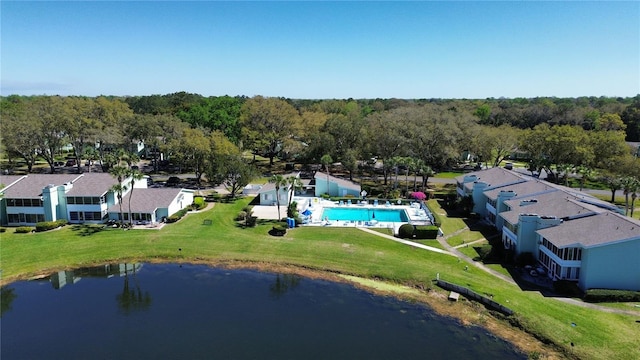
[65, 159, 77, 167]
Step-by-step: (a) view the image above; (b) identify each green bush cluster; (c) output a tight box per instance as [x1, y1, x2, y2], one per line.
[35, 219, 68, 232]
[397, 224, 439, 239]
[204, 193, 220, 202]
[165, 208, 189, 223]
[192, 196, 207, 210]
[269, 222, 288, 236]
[0, 227, 6, 233]
[236, 211, 247, 221]
[584, 289, 640, 303]
[398, 224, 415, 238]
[15, 227, 34, 234]
[414, 225, 439, 239]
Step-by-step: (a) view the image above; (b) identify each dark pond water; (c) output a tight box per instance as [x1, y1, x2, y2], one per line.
[1, 263, 525, 359]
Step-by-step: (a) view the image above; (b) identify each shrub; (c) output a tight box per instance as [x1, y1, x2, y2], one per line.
[0, 227, 6, 233]
[35, 219, 68, 232]
[413, 225, 439, 239]
[165, 208, 189, 223]
[245, 216, 257, 227]
[287, 201, 299, 218]
[15, 227, 33, 234]
[192, 196, 207, 210]
[269, 222, 288, 236]
[236, 211, 247, 221]
[36, 221, 58, 232]
[205, 193, 220, 202]
[398, 224, 415, 239]
[165, 215, 180, 223]
[584, 289, 640, 303]
[320, 193, 330, 199]
[388, 189, 401, 199]
[410, 191, 427, 201]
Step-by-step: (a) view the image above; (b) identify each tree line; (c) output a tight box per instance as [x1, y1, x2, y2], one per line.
[1, 93, 639, 209]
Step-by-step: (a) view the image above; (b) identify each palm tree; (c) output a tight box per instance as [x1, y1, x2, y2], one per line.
[556, 163, 573, 186]
[403, 157, 414, 194]
[631, 185, 638, 218]
[286, 176, 303, 209]
[390, 156, 404, 189]
[269, 174, 287, 220]
[411, 159, 425, 192]
[620, 176, 637, 216]
[605, 176, 623, 203]
[127, 169, 145, 226]
[110, 183, 128, 226]
[622, 177, 639, 218]
[320, 154, 333, 195]
[419, 164, 435, 190]
[109, 165, 129, 225]
[575, 165, 596, 192]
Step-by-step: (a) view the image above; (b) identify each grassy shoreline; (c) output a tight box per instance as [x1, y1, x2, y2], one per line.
[1, 198, 639, 359]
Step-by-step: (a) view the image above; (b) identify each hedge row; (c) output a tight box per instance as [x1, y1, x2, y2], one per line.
[35, 219, 68, 232]
[398, 224, 439, 239]
[165, 208, 189, 223]
[584, 289, 640, 303]
[15, 227, 34, 234]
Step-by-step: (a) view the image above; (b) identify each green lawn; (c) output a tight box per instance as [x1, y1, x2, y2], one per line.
[446, 230, 486, 247]
[1, 198, 639, 360]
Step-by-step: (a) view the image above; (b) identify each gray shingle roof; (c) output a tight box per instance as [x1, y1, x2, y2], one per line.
[537, 212, 640, 248]
[107, 188, 184, 214]
[500, 192, 605, 225]
[484, 179, 555, 200]
[314, 172, 360, 190]
[457, 167, 529, 193]
[66, 173, 119, 196]
[0, 174, 81, 198]
[0, 175, 25, 191]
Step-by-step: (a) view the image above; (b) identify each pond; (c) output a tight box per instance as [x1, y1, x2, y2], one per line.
[0, 263, 525, 359]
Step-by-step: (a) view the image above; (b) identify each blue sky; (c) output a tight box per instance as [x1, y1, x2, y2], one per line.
[1, 1, 638, 99]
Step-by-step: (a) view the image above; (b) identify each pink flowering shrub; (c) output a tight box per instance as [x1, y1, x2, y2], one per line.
[410, 191, 427, 200]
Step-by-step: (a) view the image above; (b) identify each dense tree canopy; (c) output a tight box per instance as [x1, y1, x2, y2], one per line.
[1, 94, 637, 202]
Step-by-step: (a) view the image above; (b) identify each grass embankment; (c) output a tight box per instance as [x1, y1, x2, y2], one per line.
[1, 199, 639, 360]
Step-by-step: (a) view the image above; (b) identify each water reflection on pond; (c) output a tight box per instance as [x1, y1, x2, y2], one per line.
[1, 263, 525, 359]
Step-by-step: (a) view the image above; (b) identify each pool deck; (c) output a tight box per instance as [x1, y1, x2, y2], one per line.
[299, 198, 432, 234]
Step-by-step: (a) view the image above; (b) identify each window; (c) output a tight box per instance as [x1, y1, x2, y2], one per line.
[67, 197, 76, 204]
[92, 197, 100, 205]
[8, 214, 19, 222]
[83, 197, 92, 205]
[69, 212, 79, 221]
[83, 212, 102, 220]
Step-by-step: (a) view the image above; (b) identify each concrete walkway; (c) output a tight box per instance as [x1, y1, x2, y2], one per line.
[356, 227, 456, 256]
[359, 220, 640, 316]
[437, 224, 518, 285]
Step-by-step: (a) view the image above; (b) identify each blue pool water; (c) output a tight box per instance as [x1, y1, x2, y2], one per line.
[321, 207, 409, 222]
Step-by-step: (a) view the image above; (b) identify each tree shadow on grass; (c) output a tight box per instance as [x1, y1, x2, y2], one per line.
[71, 224, 109, 236]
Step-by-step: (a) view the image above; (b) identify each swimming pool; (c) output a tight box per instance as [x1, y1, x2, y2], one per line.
[321, 207, 409, 222]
